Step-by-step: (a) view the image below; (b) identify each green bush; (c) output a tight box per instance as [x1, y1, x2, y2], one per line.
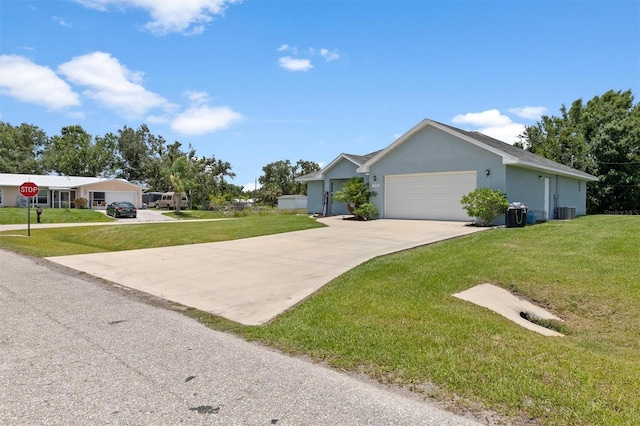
[460, 187, 509, 226]
[353, 202, 379, 221]
[73, 197, 88, 209]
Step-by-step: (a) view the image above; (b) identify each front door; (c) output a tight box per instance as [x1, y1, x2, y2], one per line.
[544, 178, 550, 221]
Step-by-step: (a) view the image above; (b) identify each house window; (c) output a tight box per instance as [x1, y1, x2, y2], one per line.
[35, 189, 48, 206]
[0, 188, 3, 205]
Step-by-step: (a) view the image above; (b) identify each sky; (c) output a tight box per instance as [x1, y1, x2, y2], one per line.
[1, 0, 639, 191]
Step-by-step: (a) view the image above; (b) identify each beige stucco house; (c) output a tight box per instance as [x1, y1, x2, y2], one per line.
[0, 173, 144, 208]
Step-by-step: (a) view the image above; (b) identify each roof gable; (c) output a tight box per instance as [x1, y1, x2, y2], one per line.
[296, 150, 383, 182]
[357, 119, 598, 181]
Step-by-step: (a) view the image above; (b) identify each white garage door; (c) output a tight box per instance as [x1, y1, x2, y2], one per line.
[385, 171, 476, 221]
[105, 191, 137, 205]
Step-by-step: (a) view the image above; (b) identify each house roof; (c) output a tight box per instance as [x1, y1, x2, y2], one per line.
[356, 119, 598, 181]
[296, 150, 383, 182]
[0, 173, 142, 189]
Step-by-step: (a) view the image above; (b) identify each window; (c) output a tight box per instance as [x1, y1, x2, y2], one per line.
[0, 188, 3, 205]
[35, 189, 48, 206]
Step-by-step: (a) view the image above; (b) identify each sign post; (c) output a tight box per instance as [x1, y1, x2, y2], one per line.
[19, 182, 39, 237]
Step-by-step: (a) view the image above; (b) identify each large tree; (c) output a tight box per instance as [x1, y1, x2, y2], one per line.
[258, 159, 320, 203]
[42, 125, 113, 177]
[520, 89, 640, 213]
[0, 122, 48, 174]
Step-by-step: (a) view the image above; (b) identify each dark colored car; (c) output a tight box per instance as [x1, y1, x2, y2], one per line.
[106, 201, 137, 218]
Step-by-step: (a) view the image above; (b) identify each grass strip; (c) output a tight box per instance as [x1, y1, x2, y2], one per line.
[0, 215, 323, 257]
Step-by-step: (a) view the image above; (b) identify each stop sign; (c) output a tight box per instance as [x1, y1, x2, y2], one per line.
[19, 182, 39, 198]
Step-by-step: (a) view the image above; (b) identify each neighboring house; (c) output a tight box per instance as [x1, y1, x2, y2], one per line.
[297, 119, 598, 223]
[0, 173, 144, 209]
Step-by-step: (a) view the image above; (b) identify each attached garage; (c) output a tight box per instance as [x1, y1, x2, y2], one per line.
[384, 171, 476, 221]
[104, 191, 137, 205]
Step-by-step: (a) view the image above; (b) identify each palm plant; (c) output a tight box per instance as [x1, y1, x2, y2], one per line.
[332, 177, 376, 216]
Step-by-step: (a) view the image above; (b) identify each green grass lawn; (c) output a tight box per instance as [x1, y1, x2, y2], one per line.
[0, 215, 324, 257]
[0, 207, 113, 224]
[234, 216, 639, 425]
[1, 213, 638, 424]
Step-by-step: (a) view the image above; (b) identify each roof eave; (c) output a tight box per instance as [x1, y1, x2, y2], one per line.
[510, 161, 599, 181]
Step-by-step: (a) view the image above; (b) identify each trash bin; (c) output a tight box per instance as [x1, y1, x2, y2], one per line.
[526, 210, 536, 225]
[507, 203, 527, 228]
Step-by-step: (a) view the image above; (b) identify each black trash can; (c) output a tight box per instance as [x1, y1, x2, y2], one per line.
[507, 206, 527, 228]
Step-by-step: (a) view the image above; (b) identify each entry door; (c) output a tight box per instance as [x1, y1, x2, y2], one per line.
[544, 178, 550, 220]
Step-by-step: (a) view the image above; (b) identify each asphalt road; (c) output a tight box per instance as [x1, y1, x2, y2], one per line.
[0, 249, 482, 425]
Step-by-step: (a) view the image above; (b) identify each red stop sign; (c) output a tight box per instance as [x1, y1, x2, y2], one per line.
[19, 182, 39, 198]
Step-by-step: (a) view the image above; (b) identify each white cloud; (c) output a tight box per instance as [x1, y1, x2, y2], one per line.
[477, 123, 526, 144]
[171, 105, 244, 136]
[320, 48, 340, 62]
[277, 44, 340, 71]
[452, 109, 512, 127]
[52, 16, 73, 27]
[278, 56, 313, 72]
[73, 0, 241, 35]
[507, 106, 546, 120]
[58, 51, 172, 118]
[0, 54, 80, 110]
[451, 109, 527, 144]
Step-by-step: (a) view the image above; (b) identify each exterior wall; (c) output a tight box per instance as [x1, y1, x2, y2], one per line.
[556, 175, 588, 216]
[506, 167, 589, 219]
[367, 126, 506, 218]
[305, 181, 324, 214]
[0, 187, 19, 207]
[81, 181, 142, 207]
[277, 195, 307, 210]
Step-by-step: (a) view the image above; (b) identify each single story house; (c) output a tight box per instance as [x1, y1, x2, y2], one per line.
[297, 119, 598, 223]
[0, 173, 144, 209]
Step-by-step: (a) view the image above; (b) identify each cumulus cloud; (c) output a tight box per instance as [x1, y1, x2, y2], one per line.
[452, 109, 532, 144]
[278, 56, 313, 72]
[171, 92, 244, 135]
[73, 0, 240, 35]
[320, 48, 340, 62]
[58, 51, 172, 118]
[452, 109, 512, 127]
[506, 106, 547, 120]
[0, 54, 80, 110]
[277, 44, 340, 71]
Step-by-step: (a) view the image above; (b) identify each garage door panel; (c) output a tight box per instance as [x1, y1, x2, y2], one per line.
[385, 171, 476, 221]
[105, 191, 136, 205]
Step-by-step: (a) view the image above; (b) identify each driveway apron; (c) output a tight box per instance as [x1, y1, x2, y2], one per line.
[47, 217, 484, 325]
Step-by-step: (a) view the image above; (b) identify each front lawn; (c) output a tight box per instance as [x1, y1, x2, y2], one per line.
[0, 207, 113, 224]
[0, 215, 324, 257]
[237, 216, 640, 425]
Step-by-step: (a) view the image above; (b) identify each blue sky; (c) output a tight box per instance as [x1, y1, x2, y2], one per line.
[1, 0, 638, 190]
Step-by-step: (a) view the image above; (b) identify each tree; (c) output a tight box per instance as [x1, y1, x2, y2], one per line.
[0, 122, 47, 174]
[42, 125, 110, 176]
[460, 187, 509, 226]
[520, 89, 640, 213]
[258, 159, 320, 203]
[292, 159, 321, 195]
[332, 177, 376, 217]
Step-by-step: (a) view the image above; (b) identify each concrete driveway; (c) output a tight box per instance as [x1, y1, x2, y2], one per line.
[47, 217, 485, 325]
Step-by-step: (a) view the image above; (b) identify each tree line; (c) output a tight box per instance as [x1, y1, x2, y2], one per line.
[518, 89, 639, 214]
[0, 122, 320, 207]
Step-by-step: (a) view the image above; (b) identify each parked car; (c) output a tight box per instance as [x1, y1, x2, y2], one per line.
[106, 201, 137, 218]
[155, 192, 188, 209]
